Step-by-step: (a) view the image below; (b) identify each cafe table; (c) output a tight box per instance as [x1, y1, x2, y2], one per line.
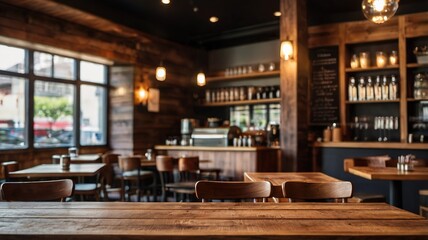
[70, 154, 102, 164]
[0, 202, 427, 239]
[348, 166, 428, 208]
[244, 172, 340, 200]
[8, 163, 105, 179]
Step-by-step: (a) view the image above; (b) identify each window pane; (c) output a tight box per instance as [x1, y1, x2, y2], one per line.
[0, 44, 26, 73]
[80, 84, 106, 145]
[230, 106, 250, 131]
[0, 75, 27, 149]
[34, 81, 74, 148]
[269, 104, 281, 124]
[53, 55, 75, 80]
[34, 52, 52, 77]
[253, 105, 267, 130]
[80, 61, 106, 84]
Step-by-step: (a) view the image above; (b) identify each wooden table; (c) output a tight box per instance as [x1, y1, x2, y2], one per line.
[348, 166, 428, 208]
[70, 154, 101, 164]
[8, 163, 105, 179]
[0, 202, 427, 239]
[244, 172, 340, 199]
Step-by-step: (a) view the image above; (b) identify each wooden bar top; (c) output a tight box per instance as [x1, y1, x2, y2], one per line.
[0, 202, 427, 239]
[155, 145, 279, 152]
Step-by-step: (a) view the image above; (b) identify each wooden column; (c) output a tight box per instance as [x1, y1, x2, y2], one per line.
[279, 0, 310, 171]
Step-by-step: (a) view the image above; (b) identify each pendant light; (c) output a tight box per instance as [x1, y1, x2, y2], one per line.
[361, 0, 399, 24]
[197, 71, 206, 86]
[156, 62, 166, 81]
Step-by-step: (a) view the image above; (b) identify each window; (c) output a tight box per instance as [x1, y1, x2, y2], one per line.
[0, 43, 109, 150]
[269, 104, 281, 124]
[230, 104, 280, 132]
[230, 106, 250, 131]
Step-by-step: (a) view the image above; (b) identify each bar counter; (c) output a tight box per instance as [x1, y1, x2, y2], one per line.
[155, 145, 280, 180]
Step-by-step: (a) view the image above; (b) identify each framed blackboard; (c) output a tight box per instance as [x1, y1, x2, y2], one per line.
[310, 47, 339, 126]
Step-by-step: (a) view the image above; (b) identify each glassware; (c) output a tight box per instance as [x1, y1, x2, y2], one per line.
[258, 63, 265, 72]
[268, 62, 275, 71]
[366, 76, 374, 100]
[350, 54, 359, 69]
[247, 86, 255, 100]
[348, 77, 357, 101]
[376, 51, 387, 68]
[389, 75, 398, 100]
[68, 147, 78, 157]
[389, 50, 398, 65]
[374, 76, 382, 100]
[358, 77, 366, 101]
[381, 76, 389, 100]
[359, 52, 370, 68]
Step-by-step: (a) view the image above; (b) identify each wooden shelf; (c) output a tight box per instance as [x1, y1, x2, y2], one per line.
[408, 98, 428, 102]
[346, 99, 400, 104]
[206, 70, 279, 82]
[345, 65, 399, 73]
[407, 63, 428, 68]
[312, 141, 428, 150]
[198, 98, 280, 107]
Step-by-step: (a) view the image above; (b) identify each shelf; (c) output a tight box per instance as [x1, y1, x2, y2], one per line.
[206, 70, 280, 82]
[408, 98, 428, 102]
[407, 63, 428, 68]
[345, 65, 399, 73]
[312, 141, 428, 150]
[346, 99, 400, 104]
[198, 98, 280, 107]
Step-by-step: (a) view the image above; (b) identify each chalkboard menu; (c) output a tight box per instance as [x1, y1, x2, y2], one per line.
[310, 47, 339, 126]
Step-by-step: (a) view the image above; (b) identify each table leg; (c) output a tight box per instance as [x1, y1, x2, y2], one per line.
[389, 180, 402, 208]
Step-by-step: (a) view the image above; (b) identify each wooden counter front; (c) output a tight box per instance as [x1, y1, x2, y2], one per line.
[155, 145, 280, 180]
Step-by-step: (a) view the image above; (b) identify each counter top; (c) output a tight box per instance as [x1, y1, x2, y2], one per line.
[155, 145, 279, 151]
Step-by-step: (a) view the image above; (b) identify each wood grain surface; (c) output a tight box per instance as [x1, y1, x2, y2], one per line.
[0, 202, 427, 239]
[348, 167, 428, 181]
[8, 164, 105, 178]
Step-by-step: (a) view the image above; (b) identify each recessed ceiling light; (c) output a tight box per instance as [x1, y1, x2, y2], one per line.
[161, 0, 170, 5]
[209, 16, 219, 23]
[274, 11, 281, 17]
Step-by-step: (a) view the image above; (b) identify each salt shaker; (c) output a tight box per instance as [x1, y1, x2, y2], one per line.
[60, 154, 71, 171]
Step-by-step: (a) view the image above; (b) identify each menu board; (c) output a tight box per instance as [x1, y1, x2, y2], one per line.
[310, 47, 339, 126]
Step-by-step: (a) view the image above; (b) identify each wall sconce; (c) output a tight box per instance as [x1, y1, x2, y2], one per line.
[156, 62, 166, 81]
[196, 72, 206, 86]
[280, 40, 294, 60]
[362, 0, 399, 24]
[138, 87, 149, 106]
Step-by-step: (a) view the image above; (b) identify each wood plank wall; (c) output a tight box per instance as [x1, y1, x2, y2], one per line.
[0, 1, 203, 171]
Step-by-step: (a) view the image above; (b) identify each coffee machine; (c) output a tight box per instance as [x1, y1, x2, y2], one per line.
[266, 122, 280, 147]
[180, 118, 197, 146]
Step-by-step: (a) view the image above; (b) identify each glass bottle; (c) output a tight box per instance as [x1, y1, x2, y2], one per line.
[359, 52, 370, 68]
[366, 76, 374, 100]
[389, 75, 398, 100]
[348, 77, 357, 101]
[389, 50, 398, 65]
[381, 76, 389, 100]
[350, 54, 359, 69]
[358, 77, 366, 101]
[374, 76, 382, 100]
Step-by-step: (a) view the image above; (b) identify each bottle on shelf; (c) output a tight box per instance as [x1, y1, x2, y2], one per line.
[389, 75, 398, 100]
[348, 77, 357, 101]
[366, 76, 374, 100]
[350, 54, 359, 69]
[381, 76, 389, 100]
[374, 76, 382, 100]
[358, 77, 366, 101]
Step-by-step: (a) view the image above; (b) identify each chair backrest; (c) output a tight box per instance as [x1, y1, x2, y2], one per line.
[178, 156, 199, 181]
[118, 156, 141, 172]
[102, 153, 120, 186]
[195, 180, 272, 202]
[1, 161, 19, 181]
[0, 179, 74, 201]
[282, 181, 353, 203]
[156, 155, 174, 172]
[344, 155, 391, 172]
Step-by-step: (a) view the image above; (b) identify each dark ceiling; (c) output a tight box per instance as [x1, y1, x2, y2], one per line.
[54, 0, 428, 49]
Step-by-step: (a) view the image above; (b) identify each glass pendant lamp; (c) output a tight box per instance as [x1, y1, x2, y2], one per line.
[361, 0, 399, 24]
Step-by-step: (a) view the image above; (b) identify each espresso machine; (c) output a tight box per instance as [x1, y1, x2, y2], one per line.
[266, 122, 280, 147]
[180, 118, 197, 146]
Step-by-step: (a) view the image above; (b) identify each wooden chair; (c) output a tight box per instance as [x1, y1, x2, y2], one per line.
[0, 179, 74, 201]
[118, 156, 154, 202]
[1, 161, 19, 182]
[282, 181, 353, 203]
[344, 155, 391, 203]
[73, 153, 105, 201]
[195, 180, 272, 202]
[101, 152, 121, 201]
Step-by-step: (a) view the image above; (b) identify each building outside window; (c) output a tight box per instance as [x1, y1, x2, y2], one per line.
[0, 43, 108, 150]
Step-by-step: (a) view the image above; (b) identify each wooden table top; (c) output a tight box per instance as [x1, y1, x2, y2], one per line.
[244, 172, 340, 198]
[348, 167, 428, 181]
[8, 163, 105, 178]
[70, 154, 101, 163]
[0, 202, 426, 239]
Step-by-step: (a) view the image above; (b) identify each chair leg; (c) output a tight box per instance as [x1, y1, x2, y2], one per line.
[120, 178, 125, 202]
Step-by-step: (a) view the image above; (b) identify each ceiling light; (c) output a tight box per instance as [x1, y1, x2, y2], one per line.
[161, 0, 170, 4]
[156, 63, 166, 81]
[209, 16, 219, 23]
[197, 72, 206, 86]
[361, 0, 399, 24]
[274, 11, 281, 17]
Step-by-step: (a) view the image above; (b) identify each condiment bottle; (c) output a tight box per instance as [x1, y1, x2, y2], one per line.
[348, 77, 357, 101]
[381, 76, 389, 100]
[366, 76, 374, 100]
[389, 75, 398, 100]
[358, 77, 366, 101]
[374, 76, 382, 100]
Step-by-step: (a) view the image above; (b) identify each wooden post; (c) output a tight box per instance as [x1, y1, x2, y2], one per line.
[279, 0, 310, 171]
